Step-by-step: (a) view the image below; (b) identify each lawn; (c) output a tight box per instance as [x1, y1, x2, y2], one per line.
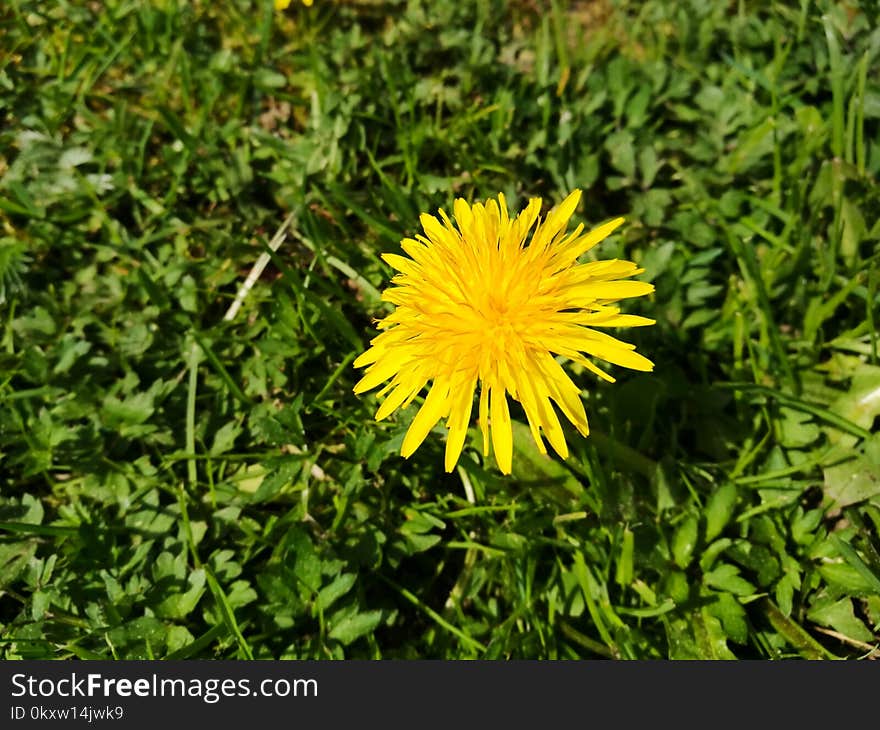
[1, 0, 879, 659]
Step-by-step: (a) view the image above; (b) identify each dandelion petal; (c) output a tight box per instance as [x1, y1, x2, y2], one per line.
[488, 386, 512, 475]
[401, 379, 450, 459]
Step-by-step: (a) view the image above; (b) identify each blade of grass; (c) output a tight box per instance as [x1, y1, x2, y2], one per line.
[165, 623, 229, 660]
[762, 598, 837, 660]
[224, 210, 297, 322]
[193, 331, 252, 406]
[823, 15, 845, 160]
[830, 534, 880, 596]
[379, 574, 486, 654]
[721, 223, 799, 392]
[204, 566, 254, 660]
[0, 522, 78, 538]
[719, 382, 873, 440]
[558, 620, 616, 658]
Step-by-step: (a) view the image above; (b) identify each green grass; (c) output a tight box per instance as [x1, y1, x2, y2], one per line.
[1, 0, 879, 659]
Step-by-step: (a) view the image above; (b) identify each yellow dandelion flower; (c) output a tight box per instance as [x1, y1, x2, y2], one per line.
[353, 189, 655, 475]
[274, 0, 313, 9]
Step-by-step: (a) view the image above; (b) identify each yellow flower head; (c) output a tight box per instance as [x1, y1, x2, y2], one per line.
[274, 0, 313, 9]
[354, 190, 654, 475]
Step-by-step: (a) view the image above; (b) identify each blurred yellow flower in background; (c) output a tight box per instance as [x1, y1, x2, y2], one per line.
[274, 0, 313, 9]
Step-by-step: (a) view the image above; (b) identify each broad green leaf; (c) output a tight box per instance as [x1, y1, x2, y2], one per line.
[703, 564, 756, 596]
[672, 515, 699, 569]
[824, 456, 880, 508]
[328, 610, 383, 645]
[704, 483, 738, 542]
[807, 596, 874, 643]
[315, 573, 357, 614]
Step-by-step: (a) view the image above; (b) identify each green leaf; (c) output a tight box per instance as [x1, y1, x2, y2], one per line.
[704, 483, 738, 542]
[211, 421, 243, 456]
[672, 515, 699, 569]
[155, 568, 206, 620]
[829, 534, 880, 596]
[605, 130, 636, 179]
[829, 366, 880, 433]
[762, 599, 835, 660]
[807, 596, 874, 643]
[287, 528, 322, 595]
[703, 564, 756, 596]
[328, 610, 383, 645]
[818, 562, 880, 596]
[102, 391, 155, 426]
[402, 532, 442, 554]
[315, 573, 357, 614]
[777, 408, 821, 448]
[693, 608, 738, 660]
[824, 456, 880, 509]
[706, 592, 749, 645]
